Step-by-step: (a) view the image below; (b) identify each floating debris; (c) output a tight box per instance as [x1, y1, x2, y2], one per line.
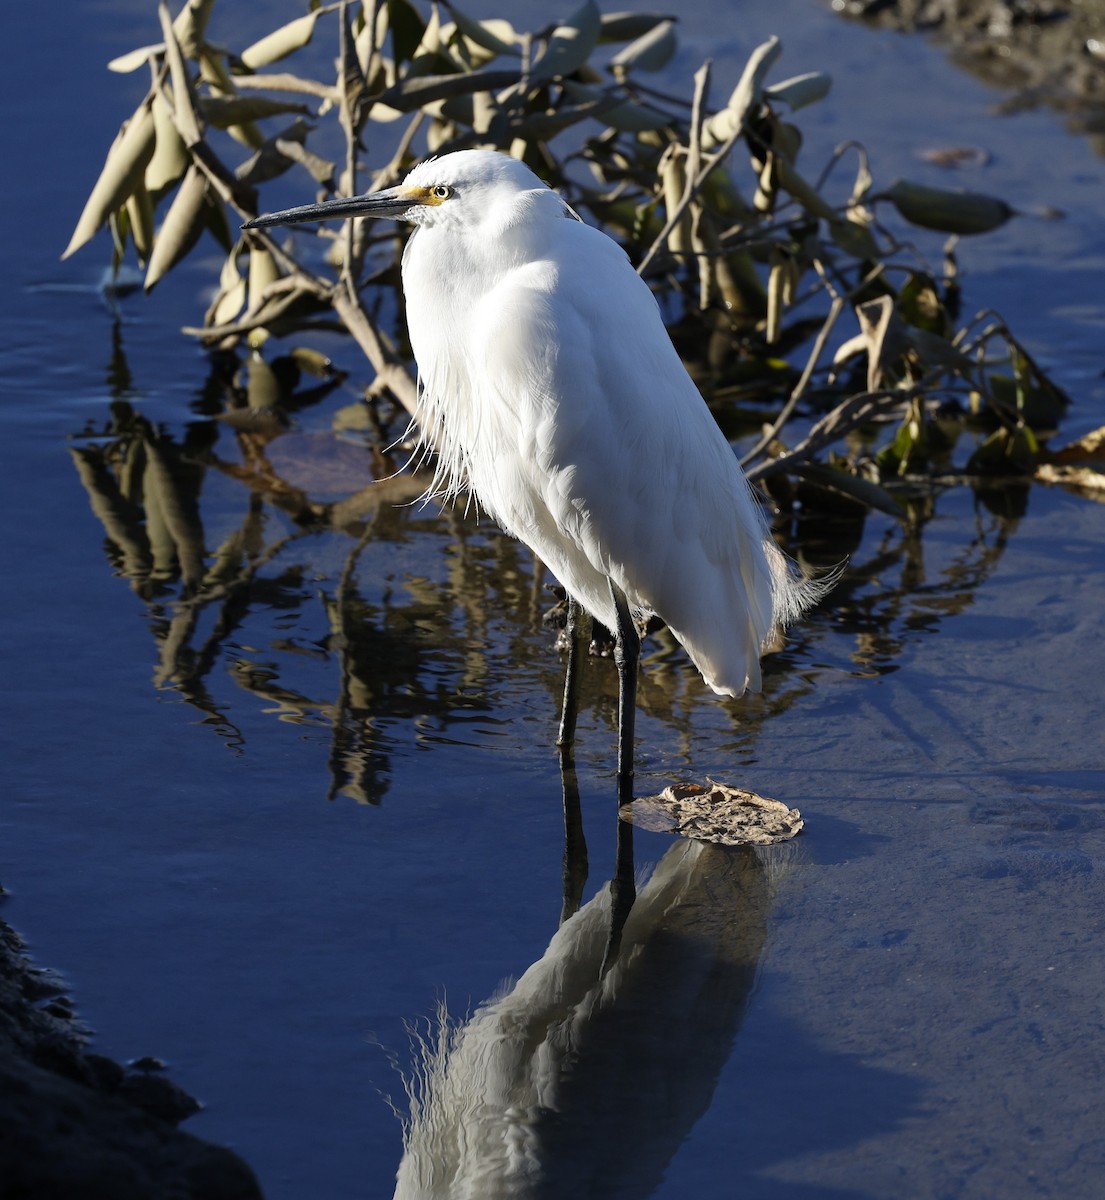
[916, 145, 991, 168]
[624, 780, 804, 845]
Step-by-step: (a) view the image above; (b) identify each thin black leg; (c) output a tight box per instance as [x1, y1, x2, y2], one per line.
[601, 814, 636, 975]
[559, 760, 589, 925]
[609, 581, 640, 806]
[557, 597, 585, 759]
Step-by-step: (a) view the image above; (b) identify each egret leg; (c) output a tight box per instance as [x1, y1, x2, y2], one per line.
[609, 581, 640, 806]
[559, 761, 589, 925]
[557, 598, 585, 759]
[601, 816, 636, 975]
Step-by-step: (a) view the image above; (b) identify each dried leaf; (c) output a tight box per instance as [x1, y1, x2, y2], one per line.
[63, 100, 156, 259]
[916, 145, 990, 169]
[233, 72, 338, 102]
[1035, 463, 1105, 498]
[159, 2, 203, 146]
[766, 251, 787, 345]
[443, 9, 517, 59]
[126, 184, 156, 261]
[660, 147, 691, 257]
[623, 781, 804, 845]
[108, 43, 164, 73]
[145, 165, 210, 291]
[898, 272, 949, 335]
[531, 0, 602, 82]
[207, 249, 247, 326]
[289, 346, 338, 378]
[240, 10, 326, 69]
[374, 67, 519, 112]
[599, 12, 677, 42]
[171, 0, 215, 59]
[339, 1, 372, 142]
[609, 18, 676, 74]
[201, 96, 312, 128]
[560, 80, 671, 131]
[1044, 425, 1105, 465]
[248, 246, 281, 312]
[145, 91, 190, 194]
[776, 158, 838, 222]
[765, 70, 831, 111]
[855, 296, 907, 392]
[273, 138, 336, 187]
[702, 36, 780, 147]
[849, 144, 874, 207]
[407, 3, 445, 66]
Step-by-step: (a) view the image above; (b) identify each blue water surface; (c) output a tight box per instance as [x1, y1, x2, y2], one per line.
[2, 3, 1104, 1198]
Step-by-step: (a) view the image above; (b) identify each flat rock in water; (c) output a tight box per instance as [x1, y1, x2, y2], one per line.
[624, 780, 804, 845]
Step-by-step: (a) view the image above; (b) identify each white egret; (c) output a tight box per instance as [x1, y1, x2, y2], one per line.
[245, 150, 826, 799]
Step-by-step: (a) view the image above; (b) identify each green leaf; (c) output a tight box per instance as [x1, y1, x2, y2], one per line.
[385, 0, 429, 66]
[967, 425, 1040, 476]
[794, 462, 904, 517]
[899, 272, 949, 335]
[884, 179, 1013, 236]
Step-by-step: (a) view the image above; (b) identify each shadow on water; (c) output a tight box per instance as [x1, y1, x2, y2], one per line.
[389, 796, 922, 1199]
[68, 325, 1031, 807]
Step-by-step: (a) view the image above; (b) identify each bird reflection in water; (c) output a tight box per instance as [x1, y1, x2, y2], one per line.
[391, 808, 782, 1199]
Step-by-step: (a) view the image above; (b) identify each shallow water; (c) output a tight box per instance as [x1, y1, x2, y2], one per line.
[3, 2, 1105, 1198]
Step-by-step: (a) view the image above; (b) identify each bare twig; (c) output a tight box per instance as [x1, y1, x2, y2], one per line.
[741, 294, 847, 467]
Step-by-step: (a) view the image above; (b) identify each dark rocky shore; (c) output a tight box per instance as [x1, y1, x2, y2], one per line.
[0, 909, 262, 1200]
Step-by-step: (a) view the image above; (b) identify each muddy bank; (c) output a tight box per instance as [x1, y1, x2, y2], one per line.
[836, 0, 1105, 139]
[0, 909, 262, 1200]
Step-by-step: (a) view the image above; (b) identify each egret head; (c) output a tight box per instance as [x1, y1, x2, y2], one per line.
[242, 149, 556, 235]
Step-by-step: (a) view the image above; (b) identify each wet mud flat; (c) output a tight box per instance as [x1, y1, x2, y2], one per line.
[839, 0, 1105, 133]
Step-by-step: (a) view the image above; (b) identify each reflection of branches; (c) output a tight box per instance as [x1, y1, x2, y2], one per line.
[71, 314, 1027, 804]
[823, 495, 1017, 678]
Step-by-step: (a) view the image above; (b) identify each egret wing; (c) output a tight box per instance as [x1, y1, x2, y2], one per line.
[470, 220, 783, 695]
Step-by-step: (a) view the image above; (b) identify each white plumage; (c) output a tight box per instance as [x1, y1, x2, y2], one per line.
[246, 149, 825, 776]
[396, 150, 819, 696]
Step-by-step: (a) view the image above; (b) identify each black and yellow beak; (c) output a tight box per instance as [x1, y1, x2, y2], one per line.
[243, 185, 444, 230]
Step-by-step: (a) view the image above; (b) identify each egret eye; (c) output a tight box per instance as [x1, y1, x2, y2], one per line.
[429, 185, 453, 201]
